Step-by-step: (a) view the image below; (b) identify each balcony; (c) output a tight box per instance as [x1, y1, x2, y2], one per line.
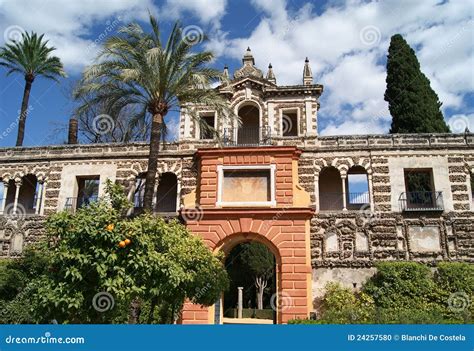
[64, 196, 99, 212]
[399, 191, 444, 212]
[133, 195, 178, 217]
[319, 192, 370, 211]
[223, 127, 272, 147]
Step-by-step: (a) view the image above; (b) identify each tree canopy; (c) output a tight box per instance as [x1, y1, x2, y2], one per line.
[384, 34, 450, 134]
[6, 181, 228, 324]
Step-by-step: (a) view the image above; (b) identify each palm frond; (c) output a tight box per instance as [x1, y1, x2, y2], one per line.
[0, 31, 66, 80]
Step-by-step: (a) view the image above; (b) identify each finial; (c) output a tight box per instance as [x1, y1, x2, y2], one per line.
[242, 46, 255, 65]
[303, 57, 313, 85]
[266, 62, 276, 84]
[222, 64, 229, 80]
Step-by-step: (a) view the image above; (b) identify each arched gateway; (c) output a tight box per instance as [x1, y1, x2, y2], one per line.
[180, 146, 314, 324]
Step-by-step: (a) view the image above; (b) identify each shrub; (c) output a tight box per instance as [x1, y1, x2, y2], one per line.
[0, 246, 50, 324]
[363, 262, 437, 310]
[315, 282, 375, 324]
[364, 262, 472, 324]
[291, 262, 473, 325]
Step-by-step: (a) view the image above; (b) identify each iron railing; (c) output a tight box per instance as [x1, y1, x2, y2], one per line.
[64, 195, 99, 212]
[223, 126, 272, 147]
[399, 191, 444, 212]
[347, 192, 370, 205]
[319, 192, 370, 211]
[133, 195, 178, 216]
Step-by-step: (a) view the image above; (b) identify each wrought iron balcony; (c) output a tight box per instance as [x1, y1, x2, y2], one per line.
[223, 126, 272, 147]
[399, 191, 444, 212]
[133, 195, 178, 216]
[64, 195, 99, 212]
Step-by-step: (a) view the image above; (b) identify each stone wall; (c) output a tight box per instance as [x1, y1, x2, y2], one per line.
[0, 138, 473, 316]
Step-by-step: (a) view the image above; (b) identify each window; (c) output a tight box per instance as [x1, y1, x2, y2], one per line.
[237, 104, 260, 145]
[319, 167, 343, 211]
[18, 174, 38, 214]
[200, 113, 215, 140]
[401, 169, 442, 210]
[156, 172, 178, 213]
[217, 165, 276, 206]
[77, 177, 100, 208]
[346, 166, 369, 209]
[282, 111, 298, 137]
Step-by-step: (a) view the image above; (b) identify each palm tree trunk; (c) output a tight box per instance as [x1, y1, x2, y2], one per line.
[16, 76, 34, 146]
[143, 113, 163, 210]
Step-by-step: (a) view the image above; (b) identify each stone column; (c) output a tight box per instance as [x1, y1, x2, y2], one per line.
[126, 179, 136, 216]
[341, 175, 347, 211]
[40, 181, 47, 215]
[13, 179, 22, 214]
[368, 173, 375, 212]
[237, 287, 243, 319]
[34, 181, 44, 215]
[176, 177, 181, 212]
[0, 181, 9, 214]
[152, 176, 160, 210]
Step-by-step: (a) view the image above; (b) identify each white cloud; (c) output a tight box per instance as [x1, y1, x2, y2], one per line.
[320, 119, 387, 136]
[162, 0, 227, 26]
[0, 0, 157, 72]
[446, 113, 474, 134]
[214, 0, 473, 135]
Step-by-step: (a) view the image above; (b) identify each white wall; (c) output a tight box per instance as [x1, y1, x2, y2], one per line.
[388, 156, 453, 211]
[57, 163, 117, 210]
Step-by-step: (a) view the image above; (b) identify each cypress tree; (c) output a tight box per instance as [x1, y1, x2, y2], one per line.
[384, 34, 450, 133]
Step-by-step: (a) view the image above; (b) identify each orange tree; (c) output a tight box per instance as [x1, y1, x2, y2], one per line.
[35, 181, 227, 323]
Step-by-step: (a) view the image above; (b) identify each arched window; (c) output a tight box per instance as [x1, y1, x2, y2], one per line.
[237, 104, 260, 146]
[319, 167, 343, 211]
[2, 175, 43, 215]
[346, 166, 369, 210]
[156, 172, 178, 213]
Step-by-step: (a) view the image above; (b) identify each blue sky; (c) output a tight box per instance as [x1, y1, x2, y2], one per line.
[0, 0, 473, 147]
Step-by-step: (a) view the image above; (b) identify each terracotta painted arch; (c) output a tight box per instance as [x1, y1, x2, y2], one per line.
[180, 208, 314, 324]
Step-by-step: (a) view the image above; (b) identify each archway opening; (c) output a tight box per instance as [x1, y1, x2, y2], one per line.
[222, 240, 276, 324]
[346, 166, 369, 210]
[237, 104, 260, 146]
[18, 174, 38, 214]
[2, 175, 42, 215]
[155, 172, 178, 213]
[319, 166, 343, 211]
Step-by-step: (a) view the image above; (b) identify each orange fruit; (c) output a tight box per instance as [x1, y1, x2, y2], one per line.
[124, 239, 131, 246]
[106, 224, 115, 232]
[118, 241, 126, 248]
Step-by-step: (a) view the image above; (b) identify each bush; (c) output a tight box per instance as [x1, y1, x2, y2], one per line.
[319, 282, 375, 324]
[290, 262, 473, 325]
[0, 246, 50, 324]
[364, 262, 473, 324]
[363, 262, 437, 310]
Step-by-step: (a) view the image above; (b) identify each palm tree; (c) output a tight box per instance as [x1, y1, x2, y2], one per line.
[0, 32, 66, 146]
[74, 15, 234, 211]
